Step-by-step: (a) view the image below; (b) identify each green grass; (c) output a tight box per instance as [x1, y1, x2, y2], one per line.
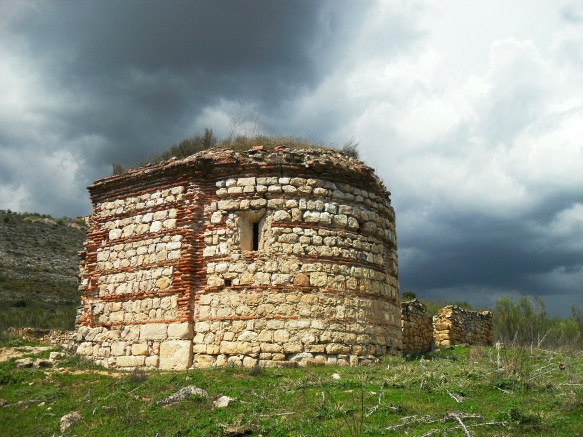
[0, 345, 581, 436]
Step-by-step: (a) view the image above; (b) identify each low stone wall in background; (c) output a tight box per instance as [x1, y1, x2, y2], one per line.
[401, 299, 433, 353]
[433, 306, 493, 349]
[6, 327, 76, 350]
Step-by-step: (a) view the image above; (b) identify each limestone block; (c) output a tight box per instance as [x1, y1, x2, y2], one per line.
[207, 275, 224, 287]
[326, 343, 350, 354]
[195, 321, 210, 333]
[273, 210, 291, 222]
[140, 323, 168, 340]
[109, 229, 122, 240]
[228, 186, 243, 194]
[111, 341, 127, 356]
[289, 352, 313, 362]
[319, 212, 331, 225]
[239, 272, 253, 285]
[310, 272, 327, 287]
[163, 219, 177, 229]
[109, 311, 124, 323]
[155, 277, 171, 290]
[206, 344, 220, 354]
[193, 344, 207, 354]
[303, 211, 320, 223]
[150, 221, 163, 233]
[132, 342, 149, 356]
[159, 340, 193, 370]
[283, 342, 303, 353]
[217, 200, 240, 211]
[238, 330, 258, 342]
[203, 246, 216, 257]
[347, 217, 359, 230]
[332, 214, 348, 227]
[116, 356, 145, 367]
[145, 356, 159, 367]
[153, 210, 167, 221]
[237, 177, 256, 186]
[168, 322, 194, 339]
[291, 208, 302, 221]
[307, 344, 326, 353]
[194, 354, 216, 368]
[210, 212, 223, 224]
[240, 356, 256, 368]
[220, 341, 251, 355]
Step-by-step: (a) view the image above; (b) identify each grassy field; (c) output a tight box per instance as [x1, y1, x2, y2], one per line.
[0, 340, 581, 436]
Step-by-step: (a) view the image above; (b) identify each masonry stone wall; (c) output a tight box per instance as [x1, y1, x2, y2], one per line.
[75, 147, 400, 369]
[401, 299, 433, 353]
[433, 306, 493, 348]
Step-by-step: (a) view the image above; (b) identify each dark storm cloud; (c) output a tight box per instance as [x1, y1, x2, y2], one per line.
[21, 1, 326, 76]
[0, 1, 580, 316]
[3, 0, 364, 167]
[398, 195, 583, 312]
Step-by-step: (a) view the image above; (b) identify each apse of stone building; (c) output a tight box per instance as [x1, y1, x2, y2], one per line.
[74, 146, 400, 369]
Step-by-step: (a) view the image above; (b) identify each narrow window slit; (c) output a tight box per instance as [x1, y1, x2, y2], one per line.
[252, 222, 260, 251]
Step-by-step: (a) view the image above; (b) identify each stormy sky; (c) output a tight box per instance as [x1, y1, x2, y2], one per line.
[1, 1, 581, 315]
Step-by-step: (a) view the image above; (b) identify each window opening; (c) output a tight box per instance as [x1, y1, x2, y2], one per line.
[239, 209, 266, 252]
[252, 222, 260, 251]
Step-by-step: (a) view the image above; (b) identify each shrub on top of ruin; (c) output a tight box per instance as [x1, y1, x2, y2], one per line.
[219, 133, 320, 152]
[112, 162, 126, 176]
[422, 299, 475, 316]
[401, 290, 417, 301]
[153, 128, 219, 162]
[110, 128, 362, 175]
[338, 139, 359, 159]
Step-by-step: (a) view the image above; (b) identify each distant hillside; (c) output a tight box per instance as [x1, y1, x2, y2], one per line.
[0, 210, 86, 331]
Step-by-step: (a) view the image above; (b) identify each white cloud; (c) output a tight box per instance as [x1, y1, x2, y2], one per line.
[0, 184, 29, 212]
[337, 32, 581, 222]
[529, 203, 583, 253]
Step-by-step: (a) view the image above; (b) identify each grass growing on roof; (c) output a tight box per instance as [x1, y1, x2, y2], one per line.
[112, 129, 360, 175]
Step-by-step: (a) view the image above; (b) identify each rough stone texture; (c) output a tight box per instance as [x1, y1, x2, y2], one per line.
[401, 299, 433, 354]
[74, 146, 400, 369]
[159, 340, 193, 370]
[433, 305, 493, 349]
[7, 327, 76, 350]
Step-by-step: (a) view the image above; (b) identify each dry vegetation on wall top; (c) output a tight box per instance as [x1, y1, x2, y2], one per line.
[112, 128, 360, 175]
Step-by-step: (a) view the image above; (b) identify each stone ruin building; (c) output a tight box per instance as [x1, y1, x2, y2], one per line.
[401, 299, 493, 354]
[74, 146, 401, 369]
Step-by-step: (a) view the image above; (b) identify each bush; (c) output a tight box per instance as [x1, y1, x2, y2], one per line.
[111, 129, 361, 175]
[401, 290, 417, 301]
[493, 296, 583, 350]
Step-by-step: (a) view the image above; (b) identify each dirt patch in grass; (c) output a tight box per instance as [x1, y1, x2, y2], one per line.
[0, 345, 51, 362]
